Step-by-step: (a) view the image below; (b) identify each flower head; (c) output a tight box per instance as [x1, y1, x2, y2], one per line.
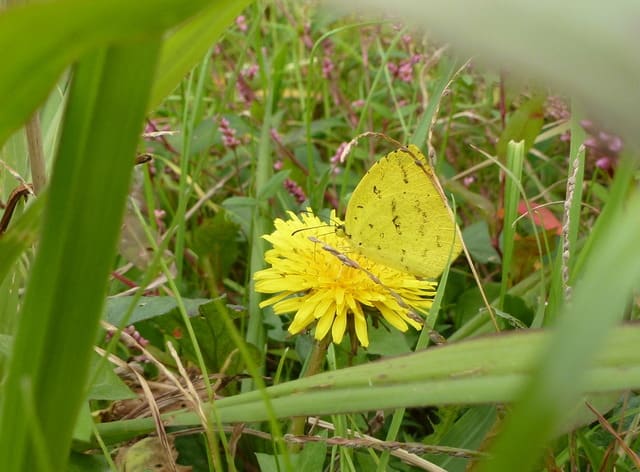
[254, 210, 437, 347]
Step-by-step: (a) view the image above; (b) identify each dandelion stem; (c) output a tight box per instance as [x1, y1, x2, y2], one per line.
[288, 335, 331, 444]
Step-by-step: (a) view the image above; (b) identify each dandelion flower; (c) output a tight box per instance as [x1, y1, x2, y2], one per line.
[253, 210, 438, 347]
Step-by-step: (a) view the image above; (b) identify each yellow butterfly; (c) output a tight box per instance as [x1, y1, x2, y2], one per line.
[339, 144, 462, 278]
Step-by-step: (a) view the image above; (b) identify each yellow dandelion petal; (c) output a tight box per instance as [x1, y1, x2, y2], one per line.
[316, 309, 335, 341]
[334, 285, 345, 305]
[288, 297, 319, 334]
[289, 314, 314, 335]
[347, 300, 368, 347]
[331, 304, 348, 344]
[254, 274, 306, 293]
[375, 303, 410, 331]
[254, 208, 440, 348]
[314, 294, 336, 321]
[273, 297, 304, 314]
[258, 291, 291, 309]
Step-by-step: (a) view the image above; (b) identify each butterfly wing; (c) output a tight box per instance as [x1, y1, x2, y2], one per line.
[343, 145, 462, 278]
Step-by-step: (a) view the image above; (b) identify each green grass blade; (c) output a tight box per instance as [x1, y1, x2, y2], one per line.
[0, 39, 161, 471]
[92, 323, 640, 445]
[0, 0, 212, 148]
[149, 0, 254, 109]
[411, 55, 461, 148]
[478, 179, 640, 471]
[545, 116, 586, 324]
[499, 140, 524, 308]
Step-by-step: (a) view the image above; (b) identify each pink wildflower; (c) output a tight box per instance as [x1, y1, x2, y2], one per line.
[322, 40, 335, 79]
[236, 15, 248, 33]
[463, 175, 476, 187]
[219, 117, 241, 150]
[397, 61, 413, 82]
[242, 64, 259, 80]
[330, 142, 348, 175]
[302, 22, 314, 50]
[284, 178, 307, 204]
[270, 128, 283, 146]
[236, 76, 255, 104]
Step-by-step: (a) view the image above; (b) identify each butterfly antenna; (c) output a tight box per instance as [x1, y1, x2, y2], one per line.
[291, 224, 333, 237]
[339, 132, 405, 165]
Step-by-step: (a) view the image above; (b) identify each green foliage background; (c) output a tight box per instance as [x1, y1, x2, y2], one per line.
[1, 1, 639, 471]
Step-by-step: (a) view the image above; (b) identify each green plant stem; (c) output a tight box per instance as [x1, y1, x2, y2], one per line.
[289, 336, 331, 441]
[25, 113, 46, 194]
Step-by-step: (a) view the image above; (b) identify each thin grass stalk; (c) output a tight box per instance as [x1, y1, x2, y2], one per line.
[245, 63, 275, 381]
[498, 140, 524, 309]
[544, 109, 586, 324]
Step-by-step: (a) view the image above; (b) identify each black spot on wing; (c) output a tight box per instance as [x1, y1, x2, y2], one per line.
[392, 215, 401, 234]
[397, 156, 410, 184]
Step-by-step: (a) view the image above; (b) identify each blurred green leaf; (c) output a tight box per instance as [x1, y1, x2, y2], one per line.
[496, 95, 545, 158]
[87, 353, 136, 401]
[479, 185, 640, 471]
[327, 0, 640, 147]
[427, 406, 496, 471]
[150, 0, 254, 109]
[0, 0, 214, 148]
[462, 221, 500, 264]
[192, 212, 241, 281]
[0, 333, 11, 358]
[72, 402, 94, 444]
[104, 296, 211, 325]
[0, 35, 165, 471]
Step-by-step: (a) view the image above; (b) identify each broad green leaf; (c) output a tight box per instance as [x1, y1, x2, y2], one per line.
[104, 296, 210, 325]
[496, 95, 545, 158]
[0, 39, 163, 471]
[462, 220, 500, 264]
[87, 353, 136, 401]
[0, 0, 213, 148]
[426, 406, 496, 471]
